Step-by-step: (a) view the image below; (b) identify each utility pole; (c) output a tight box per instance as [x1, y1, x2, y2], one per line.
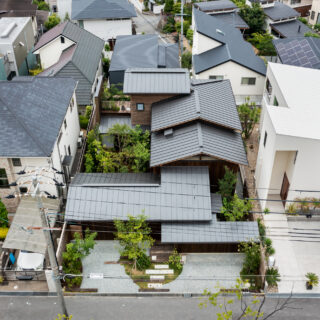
[33, 176, 69, 318]
[180, 0, 184, 57]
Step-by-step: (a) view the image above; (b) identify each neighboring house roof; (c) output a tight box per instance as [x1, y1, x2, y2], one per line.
[123, 68, 190, 94]
[65, 166, 213, 222]
[34, 21, 104, 105]
[266, 63, 320, 140]
[264, 2, 300, 21]
[151, 79, 242, 132]
[210, 12, 249, 29]
[0, 0, 37, 17]
[194, 0, 237, 11]
[109, 35, 179, 72]
[273, 37, 320, 69]
[150, 122, 248, 167]
[0, 77, 77, 157]
[99, 114, 132, 134]
[193, 9, 266, 75]
[71, 0, 136, 20]
[162, 215, 259, 243]
[270, 20, 313, 38]
[0, 17, 31, 43]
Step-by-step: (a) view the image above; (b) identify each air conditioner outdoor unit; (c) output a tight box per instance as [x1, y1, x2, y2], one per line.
[6, 51, 14, 63]
[77, 137, 83, 148]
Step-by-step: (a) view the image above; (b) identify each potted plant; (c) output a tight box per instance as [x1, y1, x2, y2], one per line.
[306, 272, 319, 290]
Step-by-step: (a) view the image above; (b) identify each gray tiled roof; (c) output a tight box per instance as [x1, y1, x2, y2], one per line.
[123, 68, 190, 94]
[194, 0, 237, 11]
[264, 2, 299, 21]
[109, 35, 179, 72]
[151, 79, 242, 132]
[273, 37, 320, 69]
[72, 0, 136, 20]
[65, 167, 212, 222]
[210, 12, 249, 29]
[0, 77, 76, 157]
[211, 193, 223, 213]
[150, 122, 248, 167]
[270, 20, 313, 39]
[193, 9, 266, 75]
[35, 21, 104, 105]
[161, 217, 259, 243]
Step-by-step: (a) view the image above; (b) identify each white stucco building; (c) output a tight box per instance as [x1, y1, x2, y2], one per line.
[71, 0, 136, 46]
[192, 8, 266, 105]
[309, 0, 320, 25]
[0, 77, 80, 213]
[255, 63, 320, 210]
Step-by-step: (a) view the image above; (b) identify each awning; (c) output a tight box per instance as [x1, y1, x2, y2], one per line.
[3, 197, 60, 254]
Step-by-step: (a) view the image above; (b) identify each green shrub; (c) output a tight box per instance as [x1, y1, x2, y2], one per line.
[186, 28, 193, 44]
[181, 51, 192, 69]
[305, 32, 320, 38]
[314, 24, 320, 31]
[33, 0, 50, 11]
[164, 0, 174, 13]
[175, 20, 190, 36]
[0, 227, 9, 240]
[168, 248, 183, 271]
[218, 166, 237, 202]
[85, 105, 92, 119]
[0, 200, 8, 228]
[79, 115, 89, 129]
[104, 44, 110, 52]
[45, 14, 61, 30]
[265, 268, 281, 287]
[257, 218, 266, 238]
[298, 17, 308, 25]
[306, 272, 319, 287]
[136, 252, 151, 271]
[221, 194, 252, 221]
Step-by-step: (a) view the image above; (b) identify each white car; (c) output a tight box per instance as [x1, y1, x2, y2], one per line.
[16, 250, 45, 271]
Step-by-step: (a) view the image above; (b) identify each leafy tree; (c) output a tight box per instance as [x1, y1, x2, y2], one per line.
[247, 32, 276, 56]
[186, 28, 193, 44]
[304, 32, 320, 38]
[114, 214, 154, 270]
[314, 24, 320, 31]
[218, 166, 237, 202]
[44, 14, 61, 30]
[181, 51, 192, 69]
[0, 200, 8, 228]
[62, 229, 97, 287]
[64, 12, 70, 21]
[173, 2, 181, 14]
[239, 241, 261, 288]
[237, 98, 261, 140]
[164, 0, 174, 13]
[168, 248, 183, 271]
[239, 4, 265, 34]
[199, 278, 297, 319]
[33, 0, 50, 11]
[221, 194, 252, 221]
[175, 20, 190, 36]
[163, 16, 176, 33]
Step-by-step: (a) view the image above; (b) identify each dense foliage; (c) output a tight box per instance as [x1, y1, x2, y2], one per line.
[237, 98, 261, 140]
[136, 252, 151, 271]
[45, 14, 61, 30]
[62, 229, 97, 288]
[304, 32, 320, 38]
[181, 51, 192, 69]
[85, 124, 150, 173]
[218, 166, 237, 202]
[0, 200, 8, 228]
[168, 248, 183, 271]
[33, 0, 50, 11]
[239, 4, 265, 34]
[114, 215, 154, 270]
[221, 194, 252, 221]
[265, 268, 281, 287]
[247, 32, 276, 56]
[79, 106, 92, 129]
[102, 84, 130, 101]
[164, 0, 174, 13]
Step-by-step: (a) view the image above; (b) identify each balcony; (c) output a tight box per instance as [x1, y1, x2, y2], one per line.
[101, 100, 131, 114]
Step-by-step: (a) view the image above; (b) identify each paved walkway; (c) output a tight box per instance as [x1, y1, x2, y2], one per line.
[163, 253, 245, 293]
[81, 241, 139, 293]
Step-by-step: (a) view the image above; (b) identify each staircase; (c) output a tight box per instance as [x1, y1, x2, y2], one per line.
[150, 243, 174, 263]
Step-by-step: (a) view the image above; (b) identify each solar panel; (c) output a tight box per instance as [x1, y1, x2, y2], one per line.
[275, 38, 320, 69]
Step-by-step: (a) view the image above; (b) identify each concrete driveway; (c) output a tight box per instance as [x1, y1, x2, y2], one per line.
[163, 253, 245, 294]
[81, 241, 139, 293]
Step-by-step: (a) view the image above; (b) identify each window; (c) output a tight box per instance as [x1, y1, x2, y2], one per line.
[79, 20, 84, 28]
[53, 5, 57, 12]
[12, 158, 21, 167]
[263, 131, 268, 147]
[68, 145, 71, 156]
[273, 96, 279, 106]
[241, 77, 256, 85]
[58, 132, 63, 144]
[290, 0, 301, 4]
[266, 78, 272, 95]
[294, 151, 298, 164]
[64, 119, 67, 129]
[311, 11, 315, 20]
[209, 75, 224, 80]
[0, 169, 9, 188]
[136, 103, 144, 111]
[19, 187, 28, 194]
[61, 36, 65, 44]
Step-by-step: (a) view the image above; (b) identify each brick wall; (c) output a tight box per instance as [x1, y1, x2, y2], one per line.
[0, 158, 19, 213]
[130, 94, 176, 127]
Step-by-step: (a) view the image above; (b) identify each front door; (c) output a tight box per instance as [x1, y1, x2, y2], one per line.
[280, 172, 290, 207]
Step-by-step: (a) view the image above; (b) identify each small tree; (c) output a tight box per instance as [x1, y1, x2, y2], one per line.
[114, 214, 154, 270]
[181, 51, 192, 69]
[199, 278, 298, 319]
[44, 14, 61, 30]
[64, 12, 70, 22]
[164, 0, 174, 13]
[238, 98, 261, 140]
[0, 200, 8, 228]
[221, 194, 252, 221]
[168, 248, 183, 271]
[239, 4, 265, 34]
[247, 32, 276, 56]
[218, 166, 237, 202]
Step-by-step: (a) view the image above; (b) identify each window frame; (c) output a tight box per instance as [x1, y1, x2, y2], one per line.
[209, 75, 224, 80]
[241, 77, 256, 85]
[60, 36, 65, 44]
[136, 103, 145, 111]
[273, 96, 279, 106]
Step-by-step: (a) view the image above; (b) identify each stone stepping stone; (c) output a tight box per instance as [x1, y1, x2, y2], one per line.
[150, 275, 165, 280]
[148, 283, 163, 289]
[154, 264, 169, 269]
[146, 269, 174, 275]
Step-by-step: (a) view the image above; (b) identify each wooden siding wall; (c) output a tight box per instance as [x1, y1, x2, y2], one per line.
[130, 94, 176, 126]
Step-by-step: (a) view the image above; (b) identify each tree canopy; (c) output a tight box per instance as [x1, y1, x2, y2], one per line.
[45, 14, 61, 30]
[248, 32, 277, 56]
[239, 4, 265, 34]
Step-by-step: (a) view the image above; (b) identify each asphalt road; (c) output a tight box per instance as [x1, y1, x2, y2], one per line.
[0, 296, 319, 320]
